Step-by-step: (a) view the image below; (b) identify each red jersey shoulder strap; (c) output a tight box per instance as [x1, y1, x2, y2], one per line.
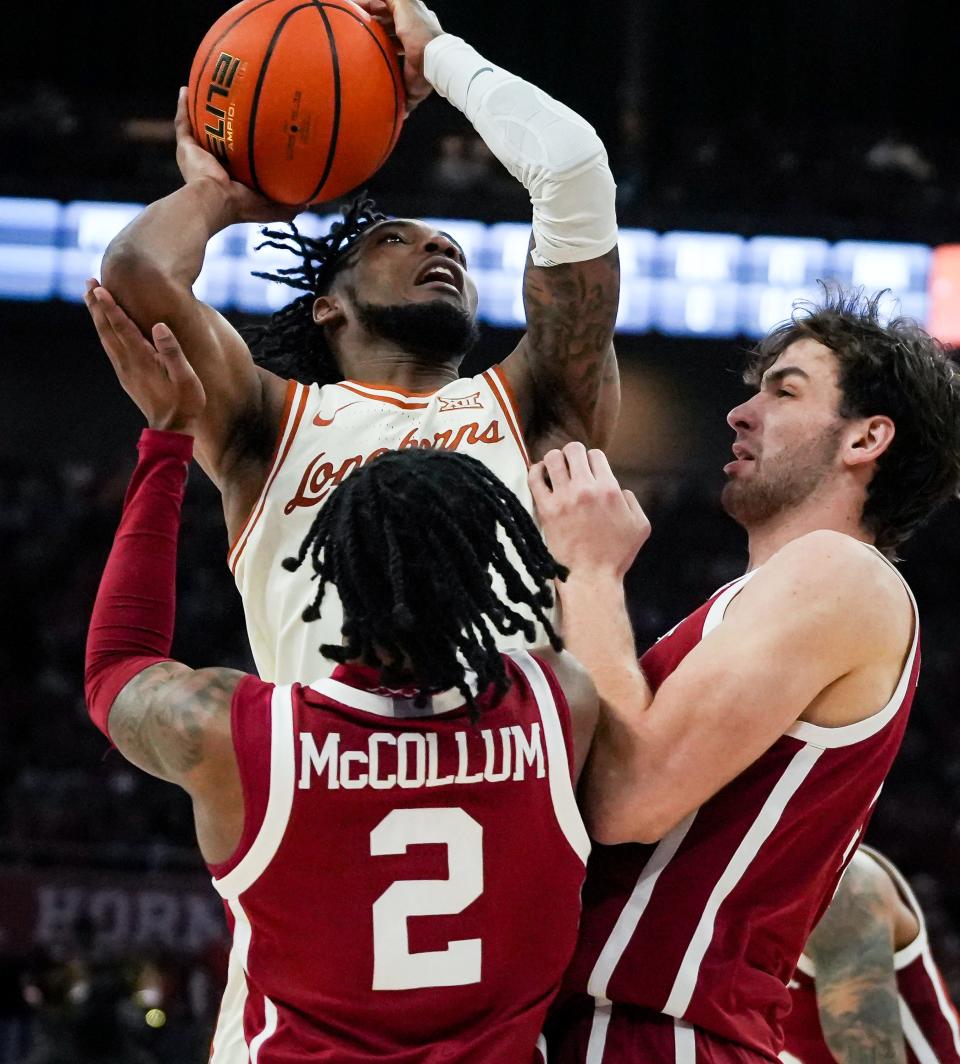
[206, 675, 273, 881]
[506, 650, 590, 864]
[211, 682, 298, 900]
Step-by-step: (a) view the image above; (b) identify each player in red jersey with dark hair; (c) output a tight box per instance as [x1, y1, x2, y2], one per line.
[783, 846, 960, 1064]
[528, 290, 960, 1064]
[82, 321, 597, 1062]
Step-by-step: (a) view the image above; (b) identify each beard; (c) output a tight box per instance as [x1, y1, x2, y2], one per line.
[351, 290, 479, 364]
[721, 424, 844, 529]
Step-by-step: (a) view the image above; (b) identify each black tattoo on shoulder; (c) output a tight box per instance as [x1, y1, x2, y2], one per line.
[110, 664, 243, 781]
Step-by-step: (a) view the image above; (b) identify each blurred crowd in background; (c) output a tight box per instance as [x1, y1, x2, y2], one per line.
[2, 80, 958, 244]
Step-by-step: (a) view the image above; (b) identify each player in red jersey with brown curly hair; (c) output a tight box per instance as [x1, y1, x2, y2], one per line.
[530, 291, 960, 1064]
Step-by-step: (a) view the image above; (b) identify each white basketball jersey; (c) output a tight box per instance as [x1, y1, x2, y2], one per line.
[229, 368, 548, 684]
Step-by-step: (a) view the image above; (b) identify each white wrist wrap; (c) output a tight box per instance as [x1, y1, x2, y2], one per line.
[424, 34, 618, 267]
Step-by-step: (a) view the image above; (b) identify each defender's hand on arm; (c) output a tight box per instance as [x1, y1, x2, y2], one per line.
[530, 442, 649, 579]
[530, 443, 654, 828]
[85, 283, 206, 435]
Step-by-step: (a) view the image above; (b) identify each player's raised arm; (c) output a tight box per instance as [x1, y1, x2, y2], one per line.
[803, 852, 907, 1064]
[83, 316, 245, 829]
[95, 88, 297, 496]
[531, 443, 914, 846]
[362, 0, 621, 454]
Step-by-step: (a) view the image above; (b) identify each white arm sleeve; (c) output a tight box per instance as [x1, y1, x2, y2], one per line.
[423, 34, 618, 267]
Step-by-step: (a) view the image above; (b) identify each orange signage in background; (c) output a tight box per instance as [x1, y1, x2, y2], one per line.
[927, 245, 960, 344]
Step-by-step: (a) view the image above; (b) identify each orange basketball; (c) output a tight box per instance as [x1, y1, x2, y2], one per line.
[187, 0, 406, 205]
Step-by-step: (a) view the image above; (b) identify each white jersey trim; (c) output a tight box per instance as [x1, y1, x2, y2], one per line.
[210, 898, 280, 1064]
[922, 946, 960, 1057]
[707, 553, 920, 752]
[901, 997, 940, 1064]
[213, 685, 296, 900]
[249, 998, 279, 1064]
[306, 676, 475, 718]
[700, 572, 755, 637]
[857, 847, 930, 970]
[674, 1019, 696, 1064]
[536, 1033, 549, 1063]
[228, 380, 309, 573]
[585, 1001, 612, 1064]
[587, 811, 697, 1000]
[663, 743, 825, 1017]
[786, 560, 919, 750]
[509, 650, 591, 864]
[483, 365, 530, 466]
[331, 379, 433, 405]
[209, 898, 252, 1064]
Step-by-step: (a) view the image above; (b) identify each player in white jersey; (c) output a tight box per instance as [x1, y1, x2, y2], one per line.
[85, 0, 620, 682]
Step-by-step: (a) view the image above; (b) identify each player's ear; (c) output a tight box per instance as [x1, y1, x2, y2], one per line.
[844, 414, 896, 468]
[313, 295, 345, 328]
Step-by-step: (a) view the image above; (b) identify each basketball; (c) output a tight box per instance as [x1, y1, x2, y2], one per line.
[187, 0, 406, 206]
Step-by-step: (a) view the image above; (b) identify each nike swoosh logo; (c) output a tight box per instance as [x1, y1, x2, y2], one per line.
[466, 67, 494, 109]
[313, 401, 361, 428]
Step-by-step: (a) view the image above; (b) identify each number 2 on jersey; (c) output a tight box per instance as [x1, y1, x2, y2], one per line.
[370, 807, 484, 991]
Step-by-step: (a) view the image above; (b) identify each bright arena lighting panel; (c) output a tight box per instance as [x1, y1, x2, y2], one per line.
[1, 197, 946, 340]
[58, 201, 144, 302]
[828, 240, 931, 291]
[745, 237, 831, 287]
[0, 198, 61, 300]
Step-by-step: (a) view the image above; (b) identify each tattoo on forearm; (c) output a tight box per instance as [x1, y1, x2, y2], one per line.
[523, 246, 620, 440]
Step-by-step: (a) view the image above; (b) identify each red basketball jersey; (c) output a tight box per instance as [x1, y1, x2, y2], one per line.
[783, 847, 960, 1064]
[551, 552, 920, 1064]
[207, 650, 589, 1063]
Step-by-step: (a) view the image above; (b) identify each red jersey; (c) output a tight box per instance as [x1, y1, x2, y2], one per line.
[783, 847, 960, 1064]
[551, 552, 920, 1064]
[207, 650, 589, 1063]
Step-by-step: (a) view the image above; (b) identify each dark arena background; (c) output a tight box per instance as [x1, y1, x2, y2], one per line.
[2, 1, 960, 1059]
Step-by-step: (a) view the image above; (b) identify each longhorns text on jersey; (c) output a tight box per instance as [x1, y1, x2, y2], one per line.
[229, 368, 546, 683]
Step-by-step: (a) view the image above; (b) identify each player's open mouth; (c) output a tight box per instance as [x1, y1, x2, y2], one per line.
[414, 258, 464, 294]
[724, 443, 756, 474]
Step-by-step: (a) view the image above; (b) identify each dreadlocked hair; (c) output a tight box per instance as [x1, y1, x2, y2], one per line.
[243, 195, 387, 384]
[282, 448, 568, 719]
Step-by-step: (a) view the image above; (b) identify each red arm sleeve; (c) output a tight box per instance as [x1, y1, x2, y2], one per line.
[84, 428, 194, 739]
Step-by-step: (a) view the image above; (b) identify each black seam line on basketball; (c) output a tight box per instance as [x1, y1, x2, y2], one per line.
[314, 3, 401, 170]
[191, 0, 281, 135]
[307, 1, 342, 203]
[247, 3, 317, 196]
